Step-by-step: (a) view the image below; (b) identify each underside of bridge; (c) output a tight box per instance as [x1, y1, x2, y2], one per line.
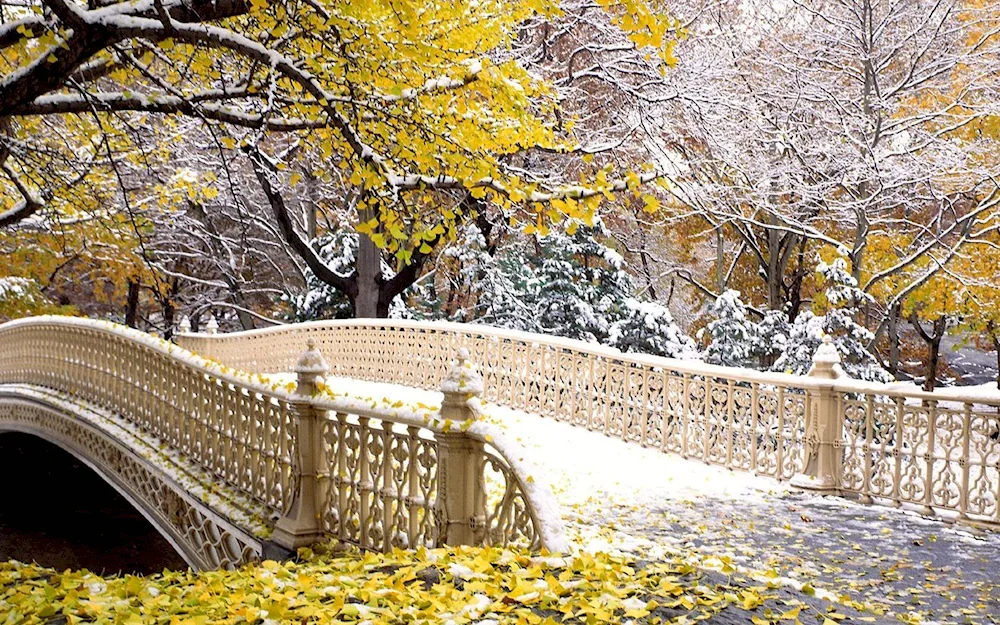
[0, 432, 189, 574]
[0, 390, 266, 571]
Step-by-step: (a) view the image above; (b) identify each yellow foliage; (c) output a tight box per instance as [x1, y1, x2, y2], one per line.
[0, 544, 849, 623]
[1, 0, 679, 263]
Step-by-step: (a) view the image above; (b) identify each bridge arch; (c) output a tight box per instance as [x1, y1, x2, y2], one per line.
[0, 389, 263, 571]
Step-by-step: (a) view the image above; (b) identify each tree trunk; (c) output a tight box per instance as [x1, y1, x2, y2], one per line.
[162, 299, 176, 340]
[716, 227, 725, 294]
[995, 338, 1000, 392]
[766, 226, 782, 310]
[640, 249, 657, 300]
[990, 323, 1000, 391]
[125, 280, 140, 328]
[234, 305, 255, 331]
[161, 278, 180, 340]
[910, 313, 946, 392]
[886, 303, 901, 379]
[305, 201, 317, 241]
[786, 237, 808, 322]
[924, 332, 941, 393]
[354, 228, 382, 318]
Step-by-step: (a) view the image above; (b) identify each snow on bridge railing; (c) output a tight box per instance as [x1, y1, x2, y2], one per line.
[177, 318, 1000, 530]
[0, 316, 566, 557]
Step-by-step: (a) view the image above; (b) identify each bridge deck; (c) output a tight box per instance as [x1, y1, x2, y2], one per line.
[311, 375, 1000, 624]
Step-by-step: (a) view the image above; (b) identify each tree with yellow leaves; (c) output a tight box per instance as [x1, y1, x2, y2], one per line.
[952, 239, 1000, 389]
[0, 213, 168, 323]
[902, 273, 963, 392]
[0, 0, 679, 317]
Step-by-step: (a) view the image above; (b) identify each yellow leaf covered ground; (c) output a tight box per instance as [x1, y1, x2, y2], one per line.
[0, 544, 873, 624]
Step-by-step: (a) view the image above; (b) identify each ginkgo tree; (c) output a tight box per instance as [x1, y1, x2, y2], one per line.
[0, 0, 679, 317]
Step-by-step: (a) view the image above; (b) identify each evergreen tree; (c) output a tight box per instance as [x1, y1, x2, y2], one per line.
[701, 290, 757, 367]
[608, 298, 698, 358]
[427, 221, 694, 355]
[773, 259, 892, 382]
[772, 310, 826, 376]
[529, 225, 632, 342]
[752, 307, 791, 369]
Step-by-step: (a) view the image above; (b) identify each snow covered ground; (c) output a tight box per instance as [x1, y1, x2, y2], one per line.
[282, 374, 1000, 624]
[884, 380, 1000, 406]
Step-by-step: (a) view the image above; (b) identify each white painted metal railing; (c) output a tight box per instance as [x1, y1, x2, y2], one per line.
[0, 316, 566, 561]
[178, 318, 1000, 530]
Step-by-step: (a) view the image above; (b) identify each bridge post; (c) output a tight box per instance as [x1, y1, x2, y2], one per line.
[436, 348, 488, 546]
[272, 339, 330, 550]
[792, 335, 845, 494]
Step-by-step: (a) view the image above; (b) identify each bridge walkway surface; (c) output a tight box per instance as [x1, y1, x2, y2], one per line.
[308, 374, 1000, 625]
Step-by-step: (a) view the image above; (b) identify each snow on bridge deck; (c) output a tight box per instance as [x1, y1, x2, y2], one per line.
[312, 374, 1000, 625]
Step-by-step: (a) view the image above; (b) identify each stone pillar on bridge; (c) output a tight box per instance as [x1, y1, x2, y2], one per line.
[435, 348, 488, 546]
[272, 339, 330, 551]
[792, 335, 846, 494]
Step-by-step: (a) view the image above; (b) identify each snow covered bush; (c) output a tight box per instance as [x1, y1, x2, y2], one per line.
[701, 291, 789, 370]
[418, 221, 696, 357]
[475, 251, 543, 333]
[773, 259, 891, 382]
[752, 307, 790, 369]
[528, 224, 634, 342]
[701, 290, 756, 367]
[459, 221, 634, 342]
[772, 310, 826, 376]
[608, 298, 698, 358]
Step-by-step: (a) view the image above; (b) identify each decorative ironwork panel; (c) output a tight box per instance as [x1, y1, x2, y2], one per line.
[322, 413, 440, 550]
[481, 450, 541, 550]
[840, 394, 1000, 525]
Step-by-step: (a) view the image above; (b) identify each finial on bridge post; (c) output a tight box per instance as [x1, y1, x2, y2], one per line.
[205, 314, 219, 335]
[178, 315, 191, 334]
[440, 348, 484, 403]
[295, 338, 330, 397]
[807, 334, 844, 380]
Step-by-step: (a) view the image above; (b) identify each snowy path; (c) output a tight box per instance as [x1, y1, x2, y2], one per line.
[320, 376, 1000, 624]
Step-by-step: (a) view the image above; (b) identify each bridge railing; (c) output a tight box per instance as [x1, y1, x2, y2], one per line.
[0, 317, 299, 517]
[0, 316, 565, 555]
[177, 318, 1000, 530]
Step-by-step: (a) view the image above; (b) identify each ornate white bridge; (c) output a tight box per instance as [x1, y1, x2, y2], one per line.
[1, 316, 998, 571]
[0, 316, 561, 571]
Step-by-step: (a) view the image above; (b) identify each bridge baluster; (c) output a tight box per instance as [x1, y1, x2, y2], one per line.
[791, 335, 846, 493]
[272, 339, 330, 550]
[435, 348, 488, 546]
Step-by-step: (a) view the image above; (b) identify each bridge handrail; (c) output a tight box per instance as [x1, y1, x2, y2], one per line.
[175, 317, 1000, 406]
[178, 318, 1000, 529]
[0, 316, 564, 554]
